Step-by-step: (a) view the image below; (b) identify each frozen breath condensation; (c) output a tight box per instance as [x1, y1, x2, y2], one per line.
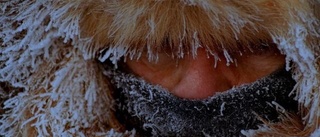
[103, 65, 297, 137]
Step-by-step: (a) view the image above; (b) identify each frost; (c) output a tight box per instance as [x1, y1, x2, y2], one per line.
[223, 49, 234, 66]
[98, 46, 130, 67]
[272, 22, 319, 125]
[220, 102, 226, 116]
[311, 128, 320, 137]
[1, 0, 320, 136]
[103, 65, 297, 136]
[95, 129, 136, 137]
[0, 1, 114, 136]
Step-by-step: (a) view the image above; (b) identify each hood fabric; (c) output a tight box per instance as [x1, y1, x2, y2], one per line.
[0, 0, 320, 136]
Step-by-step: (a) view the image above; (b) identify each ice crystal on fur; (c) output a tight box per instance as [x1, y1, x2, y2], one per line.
[0, 1, 115, 136]
[0, 0, 320, 136]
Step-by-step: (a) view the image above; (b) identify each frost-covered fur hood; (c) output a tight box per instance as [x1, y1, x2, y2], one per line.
[0, 0, 320, 136]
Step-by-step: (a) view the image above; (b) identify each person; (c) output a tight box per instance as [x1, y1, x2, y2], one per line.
[0, 0, 319, 136]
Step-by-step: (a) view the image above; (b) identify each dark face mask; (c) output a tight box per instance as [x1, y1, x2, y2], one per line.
[102, 63, 297, 137]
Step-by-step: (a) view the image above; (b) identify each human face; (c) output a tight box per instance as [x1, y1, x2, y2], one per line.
[103, 55, 297, 136]
[124, 47, 286, 99]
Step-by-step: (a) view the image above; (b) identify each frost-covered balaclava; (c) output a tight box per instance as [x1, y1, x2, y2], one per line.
[103, 63, 298, 136]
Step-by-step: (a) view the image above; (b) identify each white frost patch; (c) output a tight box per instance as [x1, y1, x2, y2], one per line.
[98, 46, 130, 66]
[95, 129, 136, 137]
[0, 1, 115, 136]
[311, 128, 320, 137]
[213, 53, 221, 68]
[220, 102, 226, 116]
[273, 22, 319, 126]
[223, 49, 234, 66]
[271, 101, 286, 113]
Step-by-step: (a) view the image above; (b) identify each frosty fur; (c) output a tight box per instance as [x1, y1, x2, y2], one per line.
[0, 0, 320, 136]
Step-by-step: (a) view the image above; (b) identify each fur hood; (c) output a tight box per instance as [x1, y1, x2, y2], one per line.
[0, 0, 320, 136]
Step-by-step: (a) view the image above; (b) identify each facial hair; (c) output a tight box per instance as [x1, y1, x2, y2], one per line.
[102, 64, 297, 137]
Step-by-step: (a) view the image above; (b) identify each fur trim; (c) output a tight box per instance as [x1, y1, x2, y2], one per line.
[0, 0, 320, 136]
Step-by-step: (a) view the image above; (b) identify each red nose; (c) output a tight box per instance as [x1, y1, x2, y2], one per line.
[172, 49, 233, 99]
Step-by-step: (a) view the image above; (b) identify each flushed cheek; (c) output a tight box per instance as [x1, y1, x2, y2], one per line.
[125, 49, 286, 99]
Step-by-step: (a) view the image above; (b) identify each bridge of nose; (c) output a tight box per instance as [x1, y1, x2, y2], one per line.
[172, 49, 235, 99]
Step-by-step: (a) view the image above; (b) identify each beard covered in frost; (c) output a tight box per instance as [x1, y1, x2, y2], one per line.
[103, 63, 298, 137]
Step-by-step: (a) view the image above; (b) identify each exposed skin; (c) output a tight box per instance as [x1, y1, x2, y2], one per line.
[126, 48, 286, 99]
